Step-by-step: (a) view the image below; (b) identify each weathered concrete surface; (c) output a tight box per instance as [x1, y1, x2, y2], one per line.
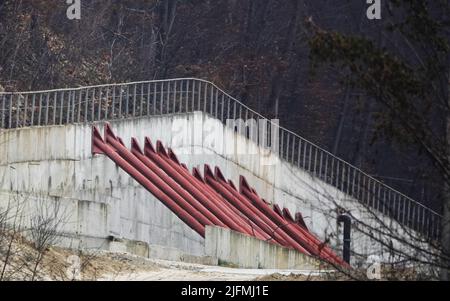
[0, 112, 429, 266]
[205, 226, 321, 270]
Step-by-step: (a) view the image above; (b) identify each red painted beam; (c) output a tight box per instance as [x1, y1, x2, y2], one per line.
[130, 137, 229, 229]
[205, 165, 311, 254]
[91, 126, 205, 237]
[239, 176, 349, 267]
[103, 123, 215, 228]
[144, 139, 266, 239]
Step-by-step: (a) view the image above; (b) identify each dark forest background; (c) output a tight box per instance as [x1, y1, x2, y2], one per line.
[0, 0, 448, 212]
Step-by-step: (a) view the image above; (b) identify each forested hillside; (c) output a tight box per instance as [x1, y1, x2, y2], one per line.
[0, 0, 448, 212]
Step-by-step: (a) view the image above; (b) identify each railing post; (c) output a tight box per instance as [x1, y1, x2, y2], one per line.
[77, 90, 82, 123]
[173, 80, 177, 113]
[15, 94, 20, 128]
[23, 94, 28, 127]
[125, 85, 130, 118]
[160, 82, 164, 115]
[67, 89, 72, 123]
[30, 94, 36, 126]
[132, 84, 137, 117]
[1, 94, 5, 128]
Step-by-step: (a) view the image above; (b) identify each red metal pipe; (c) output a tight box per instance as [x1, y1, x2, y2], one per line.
[130, 138, 228, 229]
[103, 124, 215, 228]
[143, 139, 264, 238]
[204, 165, 310, 254]
[295, 212, 309, 230]
[91, 126, 205, 237]
[190, 167, 277, 243]
[240, 176, 348, 267]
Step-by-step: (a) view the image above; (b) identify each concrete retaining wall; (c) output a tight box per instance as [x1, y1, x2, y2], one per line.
[0, 112, 427, 266]
[205, 226, 320, 270]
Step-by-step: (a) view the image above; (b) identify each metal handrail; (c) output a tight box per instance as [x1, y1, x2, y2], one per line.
[0, 78, 442, 239]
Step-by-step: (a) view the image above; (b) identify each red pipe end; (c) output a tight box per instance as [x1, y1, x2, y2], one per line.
[214, 166, 227, 183]
[228, 179, 237, 191]
[118, 137, 126, 147]
[104, 122, 117, 141]
[192, 167, 206, 183]
[156, 140, 169, 157]
[273, 204, 284, 218]
[295, 212, 309, 230]
[144, 137, 156, 156]
[92, 126, 105, 155]
[131, 137, 143, 155]
[204, 164, 215, 180]
[168, 148, 181, 165]
[282, 207, 295, 223]
[239, 175, 251, 195]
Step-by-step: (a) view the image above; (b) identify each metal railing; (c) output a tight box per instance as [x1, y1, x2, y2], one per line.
[0, 78, 442, 239]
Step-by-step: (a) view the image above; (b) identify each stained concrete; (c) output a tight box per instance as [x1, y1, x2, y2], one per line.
[0, 112, 431, 265]
[205, 226, 320, 270]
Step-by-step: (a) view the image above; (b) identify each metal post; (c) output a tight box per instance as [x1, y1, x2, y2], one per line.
[37, 94, 42, 126]
[77, 90, 82, 122]
[1, 94, 5, 128]
[112, 86, 116, 118]
[30, 94, 36, 126]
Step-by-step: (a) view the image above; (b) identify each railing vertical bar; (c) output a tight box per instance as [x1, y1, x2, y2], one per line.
[14, 94, 20, 127]
[291, 136, 296, 164]
[285, 134, 290, 162]
[203, 82, 207, 113]
[38, 93, 42, 125]
[1, 94, 5, 128]
[85, 88, 89, 122]
[67, 89, 72, 123]
[167, 81, 171, 114]
[160, 82, 164, 115]
[60, 91, 65, 125]
[191, 80, 196, 112]
[125, 85, 130, 117]
[297, 139, 302, 169]
[105, 88, 110, 121]
[147, 83, 151, 116]
[314, 147, 318, 176]
[303, 141, 307, 170]
[319, 151, 324, 180]
[30, 94, 36, 126]
[140, 83, 144, 117]
[15, 94, 20, 127]
[209, 84, 214, 115]
[77, 90, 82, 122]
[185, 80, 190, 113]
[239, 104, 242, 120]
[215, 88, 219, 119]
[8, 94, 13, 128]
[153, 82, 157, 115]
[23, 94, 28, 127]
[111, 86, 116, 119]
[221, 94, 225, 123]
[351, 167, 356, 197]
[91, 88, 96, 122]
[198, 81, 201, 111]
[131, 84, 135, 117]
[173, 80, 177, 113]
